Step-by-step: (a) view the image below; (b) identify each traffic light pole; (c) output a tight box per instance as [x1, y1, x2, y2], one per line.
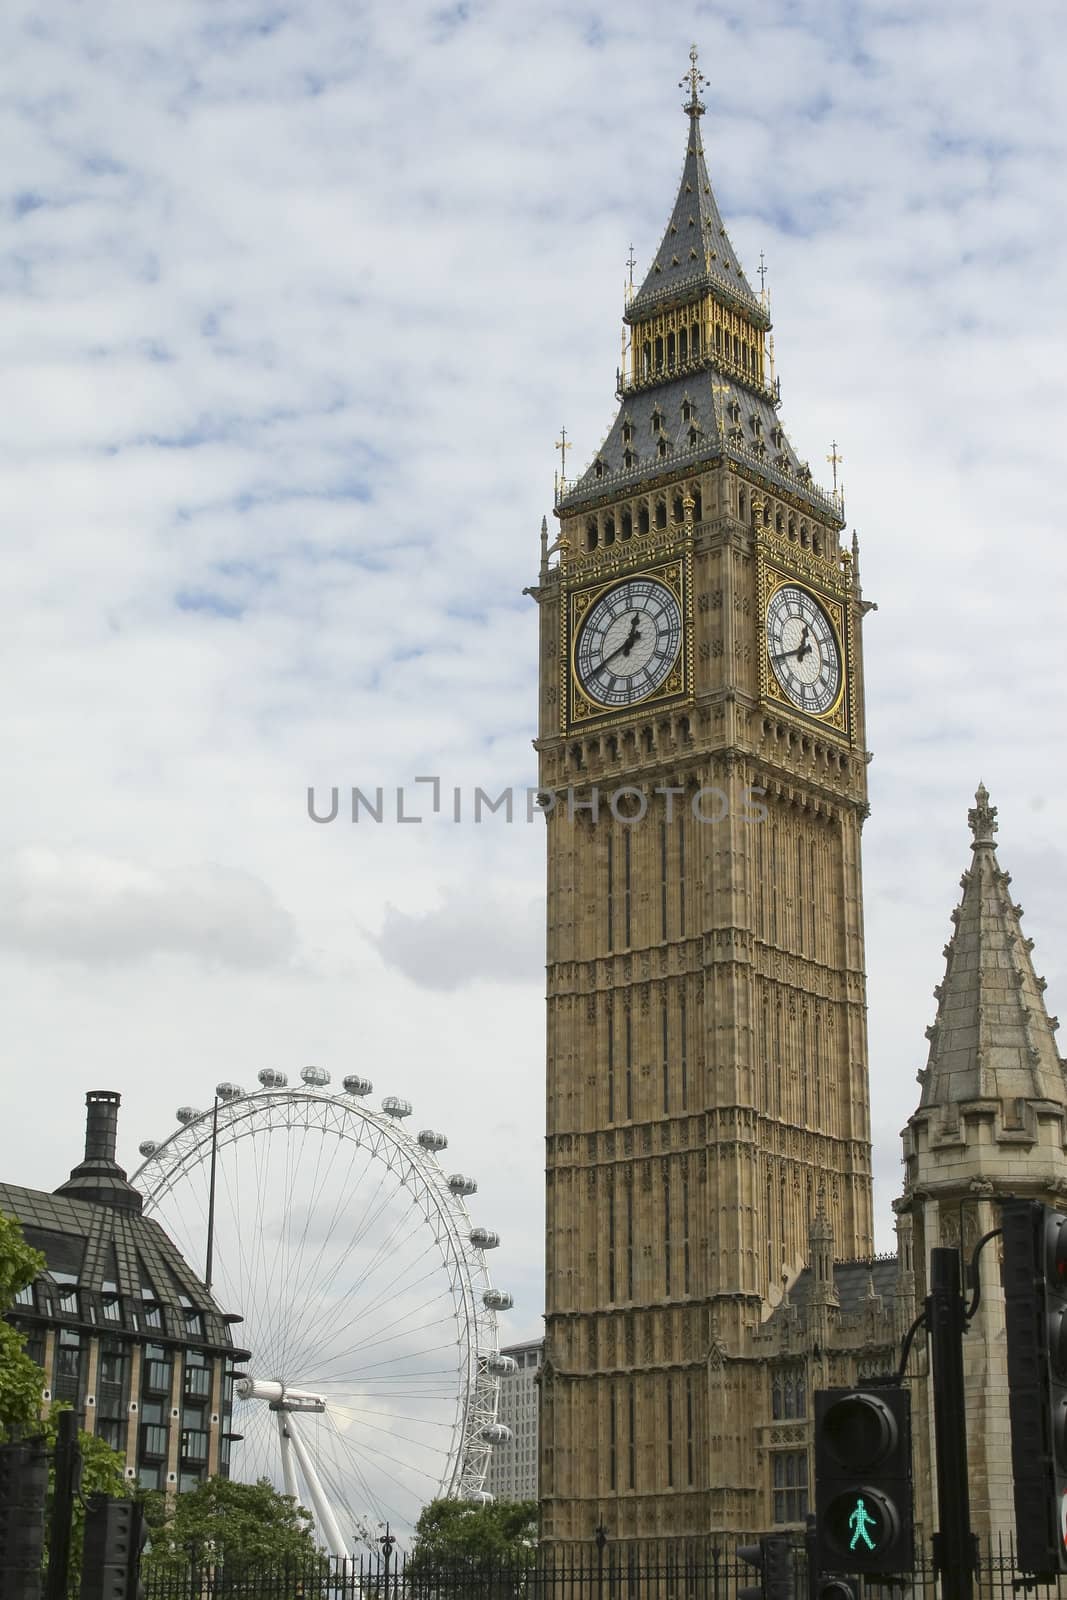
[44, 1410, 80, 1600]
[928, 1247, 975, 1600]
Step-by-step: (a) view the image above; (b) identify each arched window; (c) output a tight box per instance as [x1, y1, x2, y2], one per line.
[586, 519, 598, 551]
[667, 331, 676, 369]
[692, 488, 703, 521]
[621, 510, 633, 541]
[738, 489, 747, 519]
[655, 500, 667, 529]
[812, 534, 821, 555]
[787, 517, 796, 540]
[639, 505, 650, 536]
[714, 325, 722, 352]
[679, 327, 688, 362]
[604, 516, 616, 546]
[642, 342, 651, 378]
[692, 323, 700, 357]
[673, 494, 684, 523]
[655, 336, 664, 372]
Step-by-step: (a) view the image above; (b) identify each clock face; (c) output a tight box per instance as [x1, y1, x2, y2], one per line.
[575, 577, 683, 708]
[765, 584, 842, 716]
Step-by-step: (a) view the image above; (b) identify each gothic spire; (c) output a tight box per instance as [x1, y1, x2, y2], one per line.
[629, 44, 763, 323]
[916, 786, 1064, 1112]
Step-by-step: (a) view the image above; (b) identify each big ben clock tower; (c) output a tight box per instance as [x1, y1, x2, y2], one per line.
[533, 50, 875, 1542]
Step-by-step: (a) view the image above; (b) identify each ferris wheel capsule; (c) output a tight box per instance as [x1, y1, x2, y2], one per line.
[301, 1066, 330, 1087]
[138, 1140, 159, 1158]
[480, 1423, 512, 1444]
[487, 1353, 517, 1375]
[418, 1130, 448, 1152]
[382, 1096, 412, 1118]
[467, 1491, 495, 1506]
[215, 1082, 244, 1102]
[449, 1174, 478, 1195]
[175, 1106, 203, 1125]
[343, 1075, 373, 1097]
[483, 1288, 513, 1310]
[470, 1228, 500, 1250]
[258, 1069, 288, 1089]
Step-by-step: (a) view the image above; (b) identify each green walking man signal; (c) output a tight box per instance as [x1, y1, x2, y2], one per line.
[848, 1497, 877, 1553]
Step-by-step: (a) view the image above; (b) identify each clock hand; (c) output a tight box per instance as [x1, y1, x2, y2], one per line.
[600, 614, 642, 670]
[602, 629, 643, 669]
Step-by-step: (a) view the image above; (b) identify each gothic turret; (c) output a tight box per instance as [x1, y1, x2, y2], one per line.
[897, 786, 1067, 1545]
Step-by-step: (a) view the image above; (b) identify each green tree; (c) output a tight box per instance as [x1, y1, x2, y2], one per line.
[1, 1212, 127, 1586]
[143, 1475, 326, 1578]
[0, 1210, 47, 1439]
[409, 1498, 538, 1571]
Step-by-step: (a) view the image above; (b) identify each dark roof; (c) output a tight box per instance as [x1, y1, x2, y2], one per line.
[562, 369, 838, 521]
[1, 1180, 245, 1357]
[630, 108, 764, 322]
[767, 1256, 900, 1324]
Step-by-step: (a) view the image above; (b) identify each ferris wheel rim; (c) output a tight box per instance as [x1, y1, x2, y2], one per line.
[130, 1083, 504, 1519]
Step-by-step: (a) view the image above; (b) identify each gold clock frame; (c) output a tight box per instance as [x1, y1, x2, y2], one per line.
[563, 558, 692, 732]
[757, 559, 854, 742]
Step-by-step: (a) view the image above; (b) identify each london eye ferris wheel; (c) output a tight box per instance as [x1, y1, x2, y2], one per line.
[132, 1068, 515, 1553]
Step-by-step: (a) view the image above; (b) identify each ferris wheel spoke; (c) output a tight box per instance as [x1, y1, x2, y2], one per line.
[277, 1135, 394, 1366]
[312, 1290, 459, 1370]
[304, 1232, 449, 1361]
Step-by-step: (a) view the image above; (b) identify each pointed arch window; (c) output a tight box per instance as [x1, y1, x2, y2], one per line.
[691, 323, 700, 357]
[639, 505, 650, 536]
[679, 327, 688, 362]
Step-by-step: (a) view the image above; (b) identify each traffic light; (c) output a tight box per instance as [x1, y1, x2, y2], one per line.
[814, 1386, 913, 1575]
[81, 1496, 147, 1600]
[737, 1534, 793, 1600]
[1001, 1198, 1067, 1575]
[0, 1436, 49, 1600]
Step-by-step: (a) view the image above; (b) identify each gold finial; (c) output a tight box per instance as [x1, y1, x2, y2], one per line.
[555, 426, 572, 485]
[758, 250, 768, 297]
[826, 439, 843, 495]
[680, 43, 706, 117]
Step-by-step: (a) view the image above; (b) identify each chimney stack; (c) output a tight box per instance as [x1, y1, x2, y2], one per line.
[54, 1090, 143, 1214]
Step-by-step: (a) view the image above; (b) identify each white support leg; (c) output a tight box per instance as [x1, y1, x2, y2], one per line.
[277, 1410, 299, 1504]
[283, 1410, 351, 1561]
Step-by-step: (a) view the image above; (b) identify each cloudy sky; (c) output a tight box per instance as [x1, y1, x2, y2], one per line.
[3, 0, 1066, 1383]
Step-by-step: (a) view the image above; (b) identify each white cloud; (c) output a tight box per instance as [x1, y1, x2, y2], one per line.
[376, 889, 542, 991]
[0, 849, 296, 970]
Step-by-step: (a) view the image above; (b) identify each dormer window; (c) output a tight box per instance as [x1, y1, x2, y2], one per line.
[727, 400, 741, 423]
[688, 426, 699, 447]
[624, 449, 634, 469]
[622, 421, 633, 444]
[594, 458, 606, 479]
[771, 425, 784, 448]
[658, 438, 668, 458]
[682, 401, 692, 423]
[651, 410, 663, 434]
[750, 414, 763, 437]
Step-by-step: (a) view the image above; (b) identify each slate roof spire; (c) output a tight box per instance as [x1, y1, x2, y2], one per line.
[916, 785, 1064, 1114]
[629, 44, 763, 321]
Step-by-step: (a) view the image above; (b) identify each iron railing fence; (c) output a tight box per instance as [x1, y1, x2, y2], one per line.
[126, 1536, 1067, 1600]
